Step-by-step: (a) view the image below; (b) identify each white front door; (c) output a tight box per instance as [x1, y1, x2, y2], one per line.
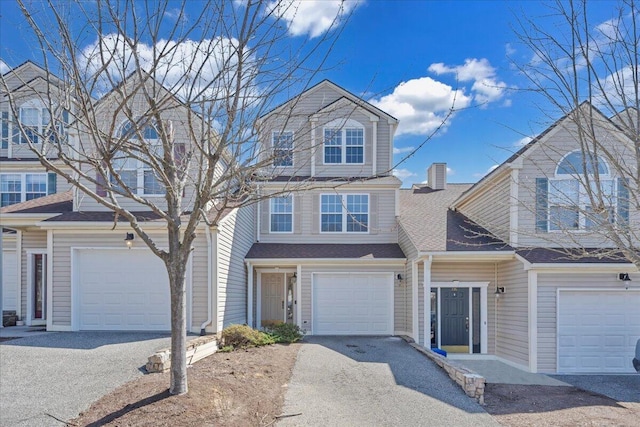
[75, 249, 171, 331]
[558, 290, 640, 373]
[313, 273, 393, 335]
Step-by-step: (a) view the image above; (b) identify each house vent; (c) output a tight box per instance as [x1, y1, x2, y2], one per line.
[427, 163, 447, 190]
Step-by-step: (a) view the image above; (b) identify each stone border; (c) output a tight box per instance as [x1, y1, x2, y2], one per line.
[146, 335, 218, 373]
[401, 337, 485, 404]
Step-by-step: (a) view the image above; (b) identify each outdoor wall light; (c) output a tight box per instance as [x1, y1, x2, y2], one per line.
[494, 287, 506, 299]
[619, 273, 631, 289]
[125, 232, 134, 249]
[397, 273, 403, 280]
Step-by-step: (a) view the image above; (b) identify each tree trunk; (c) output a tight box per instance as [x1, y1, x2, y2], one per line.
[168, 259, 188, 395]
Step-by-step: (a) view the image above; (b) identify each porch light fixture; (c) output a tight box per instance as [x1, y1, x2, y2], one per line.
[125, 232, 134, 249]
[494, 287, 505, 298]
[619, 273, 631, 289]
[290, 272, 297, 286]
[397, 274, 403, 280]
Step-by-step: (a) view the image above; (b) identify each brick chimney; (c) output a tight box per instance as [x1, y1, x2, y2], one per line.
[427, 163, 447, 190]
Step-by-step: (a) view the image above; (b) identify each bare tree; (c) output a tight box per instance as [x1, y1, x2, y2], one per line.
[510, 0, 639, 265]
[1, 0, 354, 395]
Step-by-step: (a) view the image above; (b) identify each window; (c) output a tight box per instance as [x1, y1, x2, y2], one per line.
[323, 120, 364, 164]
[0, 173, 49, 207]
[1, 112, 9, 149]
[109, 121, 164, 196]
[273, 131, 293, 167]
[320, 194, 369, 233]
[540, 150, 622, 232]
[270, 196, 293, 232]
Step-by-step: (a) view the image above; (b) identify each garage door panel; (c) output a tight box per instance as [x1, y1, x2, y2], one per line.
[558, 290, 640, 373]
[77, 250, 170, 331]
[313, 273, 392, 335]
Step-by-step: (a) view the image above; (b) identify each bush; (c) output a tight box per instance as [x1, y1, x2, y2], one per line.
[266, 323, 304, 343]
[221, 324, 275, 349]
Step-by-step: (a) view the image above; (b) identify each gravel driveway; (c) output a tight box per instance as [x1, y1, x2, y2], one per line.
[278, 336, 498, 427]
[0, 332, 171, 427]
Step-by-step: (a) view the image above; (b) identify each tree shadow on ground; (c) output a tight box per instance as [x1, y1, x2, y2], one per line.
[83, 390, 172, 427]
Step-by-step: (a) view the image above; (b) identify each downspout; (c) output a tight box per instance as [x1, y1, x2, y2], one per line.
[200, 226, 215, 335]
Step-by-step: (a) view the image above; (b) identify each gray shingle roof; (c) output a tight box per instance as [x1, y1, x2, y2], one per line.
[0, 190, 73, 214]
[399, 184, 511, 252]
[245, 243, 406, 259]
[517, 248, 632, 264]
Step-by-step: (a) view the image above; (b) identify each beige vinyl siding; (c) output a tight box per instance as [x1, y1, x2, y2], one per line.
[217, 204, 256, 331]
[259, 187, 398, 244]
[456, 172, 511, 244]
[397, 225, 417, 336]
[49, 230, 209, 330]
[495, 259, 529, 366]
[418, 262, 498, 352]
[260, 83, 394, 178]
[20, 230, 47, 320]
[536, 271, 639, 373]
[297, 264, 403, 334]
[517, 120, 637, 248]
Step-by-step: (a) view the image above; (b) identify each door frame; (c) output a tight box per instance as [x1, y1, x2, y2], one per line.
[26, 249, 47, 326]
[256, 268, 297, 328]
[430, 282, 488, 354]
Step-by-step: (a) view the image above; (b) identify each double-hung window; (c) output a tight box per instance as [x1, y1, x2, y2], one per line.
[541, 151, 623, 232]
[0, 173, 49, 207]
[270, 196, 293, 233]
[110, 122, 164, 196]
[323, 120, 364, 164]
[320, 194, 369, 233]
[273, 131, 293, 167]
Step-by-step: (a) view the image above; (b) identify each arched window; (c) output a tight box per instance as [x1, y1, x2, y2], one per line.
[545, 150, 620, 231]
[110, 120, 164, 195]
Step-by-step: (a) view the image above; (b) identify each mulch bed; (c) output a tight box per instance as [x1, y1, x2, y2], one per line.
[483, 383, 640, 426]
[70, 343, 300, 427]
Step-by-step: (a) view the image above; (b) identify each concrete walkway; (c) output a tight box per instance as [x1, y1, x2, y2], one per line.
[449, 358, 568, 386]
[0, 332, 171, 427]
[279, 336, 498, 427]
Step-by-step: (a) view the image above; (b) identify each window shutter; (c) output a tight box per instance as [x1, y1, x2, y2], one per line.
[294, 195, 302, 234]
[617, 178, 629, 225]
[311, 195, 319, 234]
[96, 163, 107, 197]
[535, 178, 548, 232]
[47, 173, 57, 195]
[369, 194, 378, 235]
[261, 199, 270, 235]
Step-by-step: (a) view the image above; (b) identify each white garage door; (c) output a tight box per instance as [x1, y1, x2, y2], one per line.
[313, 273, 393, 335]
[558, 290, 640, 373]
[2, 250, 18, 311]
[76, 249, 170, 331]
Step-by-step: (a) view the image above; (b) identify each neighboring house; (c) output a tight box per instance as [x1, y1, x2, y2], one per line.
[1, 63, 637, 375]
[399, 104, 639, 374]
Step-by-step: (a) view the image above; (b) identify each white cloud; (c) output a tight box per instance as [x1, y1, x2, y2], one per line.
[267, 0, 360, 38]
[393, 168, 417, 182]
[393, 145, 414, 155]
[446, 167, 454, 176]
[78, 33, 257, 101]
[505, 43, 516, 56]
[473, 164, 499, 178]
[428, 58, 508, 105]
[596, 65, 639, 108]
[514, 136, 533, 147]
[370, 77, 471, 136]
[0, 59, 9, 74]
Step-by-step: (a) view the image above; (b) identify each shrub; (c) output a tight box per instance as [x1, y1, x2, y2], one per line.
[221, 324, 275, 349]
[266, 323, 304, 343]
[218, 345, 235, 353]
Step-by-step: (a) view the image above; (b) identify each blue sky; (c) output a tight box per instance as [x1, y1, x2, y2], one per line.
[0, 0, 618, 186]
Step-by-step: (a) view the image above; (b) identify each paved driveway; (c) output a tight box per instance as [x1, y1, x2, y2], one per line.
[0, 332, 171, 427]
[279, 336, 498, 427]
[551, 374, 640, 403]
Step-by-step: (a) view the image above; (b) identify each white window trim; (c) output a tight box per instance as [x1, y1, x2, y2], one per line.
[111, 121, 165, 197]
[272, 130, 294, 168]
[322, 118, 365, 165]
[269, 195, 294, 234]
[319, 193, 370, 234]
[547, 176, 616, 233]
[0, 173, 48, 206]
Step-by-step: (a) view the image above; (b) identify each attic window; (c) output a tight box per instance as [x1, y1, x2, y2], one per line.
[273, 131, 293, 167]
[323, 119, 364, 165]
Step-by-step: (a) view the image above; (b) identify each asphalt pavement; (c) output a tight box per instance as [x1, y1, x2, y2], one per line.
[278, 336, 499, 427]
[551, 374, 640, 403]
[0, 331, 171, 427]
